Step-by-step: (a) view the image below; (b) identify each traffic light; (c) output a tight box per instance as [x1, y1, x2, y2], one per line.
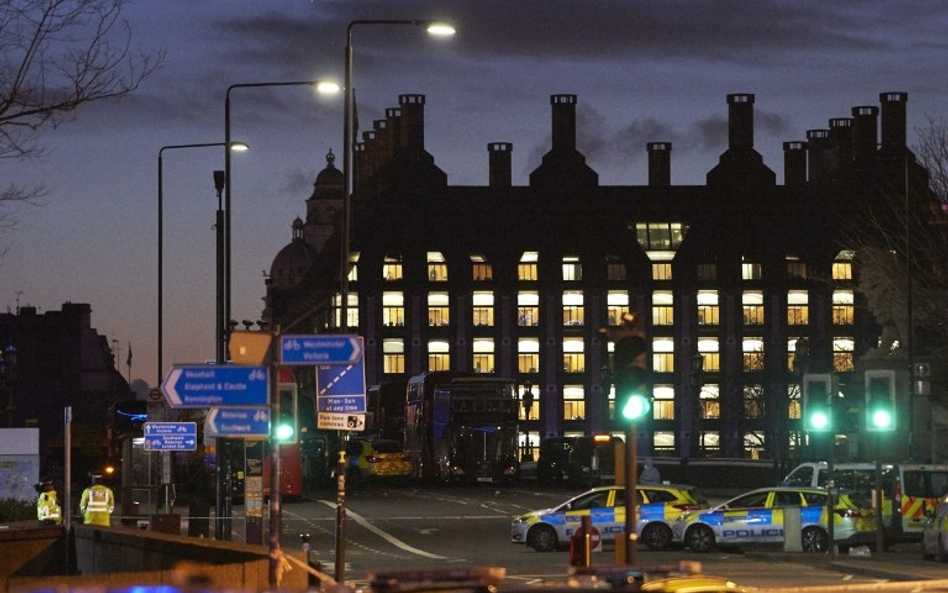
[614, 333, 650, 423]
[865, 370, 896, 432]
[275, 382, 298, 443]
[802, 374, 833, 432]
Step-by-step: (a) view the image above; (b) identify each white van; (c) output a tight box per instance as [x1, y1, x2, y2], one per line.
[781, 461, 948, 541]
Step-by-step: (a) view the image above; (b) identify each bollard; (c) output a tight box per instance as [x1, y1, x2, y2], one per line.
[570, 515, 594, 567]
[783, 506, 802, 552]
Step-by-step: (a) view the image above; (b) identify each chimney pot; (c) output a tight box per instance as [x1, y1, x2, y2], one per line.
[646, 142, 672, 186]
[488, 142, 513, 188]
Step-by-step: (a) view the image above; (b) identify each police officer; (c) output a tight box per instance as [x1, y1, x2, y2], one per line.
[80, 474, 114, 526]
[35, 480, 62, 525]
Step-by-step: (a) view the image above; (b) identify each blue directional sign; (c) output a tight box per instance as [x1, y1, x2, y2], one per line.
[161, 365, 269, 408]
[281, 334, 363, 365]
[316, 363, 366, 413]
[205, 406, 270, 438]
[143, 422, 197, 451]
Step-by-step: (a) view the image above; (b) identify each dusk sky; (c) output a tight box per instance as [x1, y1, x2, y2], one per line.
[2, 0, 946, 389]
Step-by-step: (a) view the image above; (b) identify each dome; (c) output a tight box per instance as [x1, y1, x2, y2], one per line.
[269, 232, 318, 289]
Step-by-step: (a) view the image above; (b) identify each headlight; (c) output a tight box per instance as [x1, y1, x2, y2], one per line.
[512, 516, 527, 524]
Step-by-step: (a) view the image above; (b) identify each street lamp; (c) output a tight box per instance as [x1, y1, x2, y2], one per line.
[222, 79, 339, 364]
[158, 142, 247, 384]
[340, 20, 455, 332]
[1, 343, 17, 427]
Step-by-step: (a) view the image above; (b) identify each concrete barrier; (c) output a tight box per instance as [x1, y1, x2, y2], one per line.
[2, 523, 307, 593]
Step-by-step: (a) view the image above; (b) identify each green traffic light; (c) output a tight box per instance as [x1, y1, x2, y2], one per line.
[275, 423, 295, 442]
[808, 410, 830, 431]
[621, 393, 650, 421]
[870, 408, 893, 430]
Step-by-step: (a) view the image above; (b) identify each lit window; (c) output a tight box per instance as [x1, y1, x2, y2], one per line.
[787, 384, 801, 420]
[471, 254, 493, 281]
[607, 291, 629, 326]
[652, 290, 673, 326]
[427, 340, 450, 372]
[652, 338, 674, 373]
[333, 293, 359, 330]
[383, 339, 404, 374]
[427, 251, 447, 282]
[833, 261, 853, 280]
[563, 291, 584, 326]
[563, 338, 585, 373]
[473, 338, 494, 373]
[833, 290, 854, 325]
[635, 222, 686, 250]
[518, 251, 538, 281]
[473, 291, 494, 326]
[428, 292, 449, 327]
[652, 263, 672, 281]
[788, 290, 808, 326]
[701, 384, 720, 419]
[563, 384, 585, 421]
[382, 292, 404, 327]
[562, 255, 582, 281]
[518, 338, 539, 373]
[653, 431, 675, 453]
[697, 290, 719, 326]
[743, 290, 764, 325]
[698, 339, 719, 373]
[383, 254, 403, 280]
[520, 385, 539, 420]
[742, 262, 762, 280]
[743, 384, 764, 418]
[518, 292, 539, 326]
[653, 384, 674, 420]
[833, 337, 854, 372]
[743, 338, 764, 372]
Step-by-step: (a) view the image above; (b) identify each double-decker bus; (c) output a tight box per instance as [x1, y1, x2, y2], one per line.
[404, 372, 520, 484]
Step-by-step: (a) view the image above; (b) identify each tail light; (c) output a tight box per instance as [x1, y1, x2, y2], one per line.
[894, 480, 901, 504]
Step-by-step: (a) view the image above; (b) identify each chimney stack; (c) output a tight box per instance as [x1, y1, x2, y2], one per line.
[783, 141, 807, 186]
[488, 142, 512, 189]
[727, 93, 755, 149]
[551, 94, 578, 151]
[829, 117, 853, 177]
[398, 94, 426, 151]
[806, 129, 832, 183]
[647, 142, 672, 186]
[851, 105, 879, 166]
[879, 91, 908, 154]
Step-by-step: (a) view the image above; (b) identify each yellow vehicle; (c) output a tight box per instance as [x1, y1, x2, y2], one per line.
[345, 438, 412, 483]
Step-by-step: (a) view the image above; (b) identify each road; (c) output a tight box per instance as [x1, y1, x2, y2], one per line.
[265, 484, 942, 589]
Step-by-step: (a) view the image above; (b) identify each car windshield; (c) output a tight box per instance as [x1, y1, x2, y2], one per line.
[567, 490, 613, 511]
[372, 440, 402, 453]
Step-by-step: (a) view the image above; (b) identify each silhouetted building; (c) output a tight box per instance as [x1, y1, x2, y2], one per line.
[265, 91, 936, 464]
[0, 303, 132, 483]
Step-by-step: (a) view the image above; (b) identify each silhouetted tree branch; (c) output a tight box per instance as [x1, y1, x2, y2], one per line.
[0, 0, 163, 228]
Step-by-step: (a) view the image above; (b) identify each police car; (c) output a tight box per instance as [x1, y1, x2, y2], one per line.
[672, 486, 874, 553]
[510, 484, 708, 552]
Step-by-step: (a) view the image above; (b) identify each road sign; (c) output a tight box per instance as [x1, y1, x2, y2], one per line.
[281, 334, 363, 365]
[318, 412, 366, 431]
[316, 363, 366, 413]
[161, 364, 269, 408]
[143, 422, 197, 451]
[205, 406, 270, 437]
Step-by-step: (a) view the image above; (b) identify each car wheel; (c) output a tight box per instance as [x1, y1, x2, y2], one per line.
[527, 524, 559, 552]
[685, 524, 715, 553]
[641, 522, 673, 550]
[802, 526, 828, 553]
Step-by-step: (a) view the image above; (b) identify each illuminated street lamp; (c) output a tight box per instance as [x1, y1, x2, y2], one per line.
[158, 142, 247, 384]
[222, 79, 340, 363]
[340, 20, 455, 332]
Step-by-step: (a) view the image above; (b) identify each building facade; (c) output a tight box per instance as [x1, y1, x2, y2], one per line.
[265, 91, 937, 465]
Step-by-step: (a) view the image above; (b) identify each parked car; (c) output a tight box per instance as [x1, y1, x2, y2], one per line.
[345, 438, 412, 484]
[672, 486, 875, 553]
[511, 483, 708, 552]
[922, 494, 948, 561]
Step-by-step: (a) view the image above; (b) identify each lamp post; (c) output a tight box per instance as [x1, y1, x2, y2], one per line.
[340, 20, 455, 332]
[522, 381, 534, 461]
[223, 80, 339, 364]
[1, 343, 17, 427]
[158, 142, 247, 384]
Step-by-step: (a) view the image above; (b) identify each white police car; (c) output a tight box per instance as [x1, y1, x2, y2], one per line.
[511, 484, 708, 552]
[672, 486, 874, 553]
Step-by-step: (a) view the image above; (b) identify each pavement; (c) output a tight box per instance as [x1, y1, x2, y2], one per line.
[747, 543, 948, 582]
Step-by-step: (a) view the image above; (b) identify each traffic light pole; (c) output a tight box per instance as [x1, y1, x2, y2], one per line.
[623, 427, 638, 565]
[268, 339, 282, 588]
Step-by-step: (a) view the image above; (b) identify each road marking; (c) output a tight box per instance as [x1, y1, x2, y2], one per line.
[317, 500, 448, 560]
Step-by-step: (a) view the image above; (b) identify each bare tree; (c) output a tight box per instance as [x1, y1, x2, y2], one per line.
[0, 0, 163, 228]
